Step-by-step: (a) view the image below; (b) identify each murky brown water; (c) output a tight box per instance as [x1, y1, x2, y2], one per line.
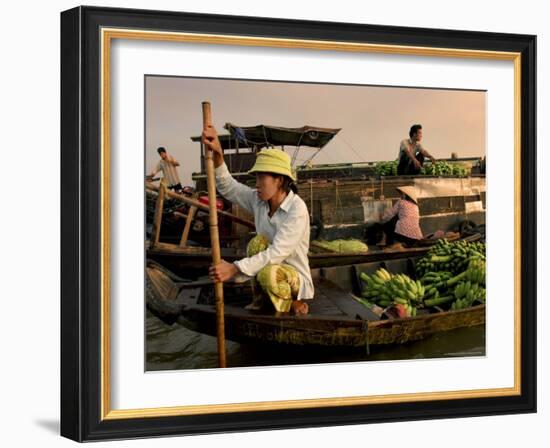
[146, 309, 485, 371]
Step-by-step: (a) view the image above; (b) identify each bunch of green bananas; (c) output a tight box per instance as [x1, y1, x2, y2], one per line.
[359, 268, 392, 304]
[420, 256, 486, 310]
[374, 161, 398, 176]
[387, 273, 425, 317]
[447, 258, 486, 287]
[415, 239, 486, 278]
[420, 271, 453, 302]
[360, 269, 424, 316]
[465, 258, 486, 285]
[451, 281, 485, 310]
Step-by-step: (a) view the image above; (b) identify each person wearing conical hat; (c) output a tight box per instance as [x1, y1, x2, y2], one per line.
[397, 124, 436, 175]
[202, 125, 312, 315]
[378, 185, 423, 248]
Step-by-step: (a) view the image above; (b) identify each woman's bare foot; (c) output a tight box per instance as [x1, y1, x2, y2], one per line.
[291, 300, 309, 315]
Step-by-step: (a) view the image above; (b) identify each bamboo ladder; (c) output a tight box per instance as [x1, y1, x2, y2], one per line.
[146, 182, 255, 251]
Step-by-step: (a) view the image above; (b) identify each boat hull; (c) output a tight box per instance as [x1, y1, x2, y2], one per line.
[146, 261, 485, 349]
[176, 303, 485, 348]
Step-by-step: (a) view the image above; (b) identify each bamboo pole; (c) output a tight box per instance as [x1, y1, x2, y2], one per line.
[179, 205, 197, 247]
[173, 211, 189, 220]
[150, 178, 166, 249]
[203, 101, 226, 368]
[145, 182, 255, 229]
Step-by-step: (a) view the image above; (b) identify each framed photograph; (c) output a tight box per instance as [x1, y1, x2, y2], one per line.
[60, 6, 536, 442]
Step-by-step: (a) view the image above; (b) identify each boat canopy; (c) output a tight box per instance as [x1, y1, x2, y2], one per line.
[191, 123, 342, 170]
[223, 123, 341, 149]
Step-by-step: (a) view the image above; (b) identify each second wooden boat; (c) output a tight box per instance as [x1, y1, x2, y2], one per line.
[146, 232, 480, 278]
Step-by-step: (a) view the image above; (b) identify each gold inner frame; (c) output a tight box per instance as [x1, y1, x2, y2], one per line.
[100, 28, 522, 420]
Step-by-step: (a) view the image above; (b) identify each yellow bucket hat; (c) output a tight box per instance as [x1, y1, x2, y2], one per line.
[248, 149, 296, 181]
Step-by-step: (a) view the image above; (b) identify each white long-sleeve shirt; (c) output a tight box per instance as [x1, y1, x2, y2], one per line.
[215, 163, 314, 300]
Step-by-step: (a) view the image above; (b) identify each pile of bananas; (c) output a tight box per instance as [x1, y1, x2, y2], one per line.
[450, 281, 486, 310]
[415, 239, 486, 278]
[373, 161, 398, 176]
[356, 240, 486, 316]
[419, 254, 486, 310]
[360, 269, 425, 317]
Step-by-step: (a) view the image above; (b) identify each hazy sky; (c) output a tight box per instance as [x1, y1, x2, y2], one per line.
[145, 76, 485, 186]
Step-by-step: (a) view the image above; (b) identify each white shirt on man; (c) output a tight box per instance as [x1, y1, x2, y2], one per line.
[215, 163, 314, 300]
[397, 138, 425, 161]
[154, 158, 181, 186]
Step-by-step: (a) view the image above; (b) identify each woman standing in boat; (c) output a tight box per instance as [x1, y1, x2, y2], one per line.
[203, 125, 313, 315]
[378, 186, 423, 248]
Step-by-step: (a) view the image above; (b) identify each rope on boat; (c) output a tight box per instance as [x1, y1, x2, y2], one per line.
[291, 131, 305, 166]
[335, 133, 368, 163]
[299, 147, 322, 168]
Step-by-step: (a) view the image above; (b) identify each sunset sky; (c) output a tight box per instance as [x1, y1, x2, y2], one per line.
[145, 76, 486, 186]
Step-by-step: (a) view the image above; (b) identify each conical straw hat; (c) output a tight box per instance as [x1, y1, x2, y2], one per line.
[396, 186, 418, 204]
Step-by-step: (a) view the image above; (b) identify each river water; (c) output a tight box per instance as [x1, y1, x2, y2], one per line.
[146, 309, 485, 371]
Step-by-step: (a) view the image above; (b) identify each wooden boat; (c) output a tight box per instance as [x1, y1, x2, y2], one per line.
[146, 232, 481, 277]
[146, 256, 485, 349]
[153, 123, 486, 245]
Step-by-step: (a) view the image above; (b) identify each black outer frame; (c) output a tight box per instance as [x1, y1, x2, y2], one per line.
[60, 5, 537, 442]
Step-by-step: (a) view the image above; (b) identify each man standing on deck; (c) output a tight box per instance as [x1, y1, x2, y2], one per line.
[147, 147, 183, 193]
[397, 124, 436, 175]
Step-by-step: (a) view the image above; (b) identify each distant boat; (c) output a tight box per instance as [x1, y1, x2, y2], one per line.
[148, 122, 485, 246]
[146, 232, 481, 278]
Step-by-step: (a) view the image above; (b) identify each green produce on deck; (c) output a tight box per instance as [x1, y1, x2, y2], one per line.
[421, 161, 470, 177]
[374, 160, 398, 176]
[313, 239, 369, 253]
[451, 164, 469, 177]
[373, 160, 470, 177]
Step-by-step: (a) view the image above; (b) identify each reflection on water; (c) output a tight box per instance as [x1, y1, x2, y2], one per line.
[146, 309, 485, 371]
